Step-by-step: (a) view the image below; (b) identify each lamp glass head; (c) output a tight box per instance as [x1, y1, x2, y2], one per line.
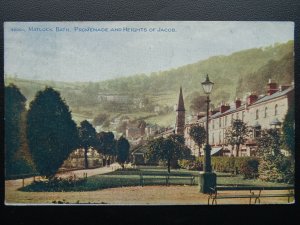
[201, 74, 214, 95]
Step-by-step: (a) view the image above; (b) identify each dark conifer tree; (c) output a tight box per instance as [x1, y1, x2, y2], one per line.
[116, 136, 130, 169]
[27, 87, 79, 178]
[78, 120, 97, 169]
[5, 84, 27, 176]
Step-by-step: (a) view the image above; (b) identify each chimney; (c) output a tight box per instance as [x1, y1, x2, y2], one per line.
[279, 85, 291, 92]
[247, 93, 258, 105]
[267, 79, 278, 95]
[209, 109, 219, 116]
[235, 98, 242, 109]
[220, 102, 230, 113]
[197, 112, 205, 120]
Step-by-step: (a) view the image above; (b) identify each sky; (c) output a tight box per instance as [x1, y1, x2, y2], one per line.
[4, 21, 294, 82]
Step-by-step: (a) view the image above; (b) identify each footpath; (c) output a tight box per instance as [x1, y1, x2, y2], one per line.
[56, 163, 121, 179]
[5, 163, 121, 192]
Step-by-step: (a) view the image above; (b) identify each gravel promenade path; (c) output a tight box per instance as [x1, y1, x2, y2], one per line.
[5, 164, 293, 205]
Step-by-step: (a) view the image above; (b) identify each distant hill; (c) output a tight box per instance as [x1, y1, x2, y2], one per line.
[97, 40, 294, 104]
[5, 40, 294, 126]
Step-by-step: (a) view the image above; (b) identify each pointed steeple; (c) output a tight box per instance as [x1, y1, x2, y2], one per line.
[177, 86, 185, 111]
[175, 86, 185, 135]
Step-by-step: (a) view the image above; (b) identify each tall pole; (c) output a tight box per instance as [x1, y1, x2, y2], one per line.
[199, 74, 216, 193]
[204, 95, 211, 173]
[206, 95, 210, 146]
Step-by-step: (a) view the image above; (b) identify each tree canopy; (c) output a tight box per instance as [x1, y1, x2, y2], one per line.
[189, 124, 206, 156]
[78, 120, 97, 168]
[256, 128, 294, 184]
[189, 95, 207, 113]
[225, 119, 251, 157]
[256, 128, 281, 156]
[27, 87, 79, 178]
[96, 131, 116, 157]
[93, 113, 109, 126]
[116, 136, 130, 168]
[5, 84, 27, 176]
[281, 103, 294, 158]
[146, 134, 191, 173]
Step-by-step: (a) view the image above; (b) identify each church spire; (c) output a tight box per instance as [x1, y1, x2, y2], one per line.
[175, 86, 185, 135]
[177, 86, 185, 111]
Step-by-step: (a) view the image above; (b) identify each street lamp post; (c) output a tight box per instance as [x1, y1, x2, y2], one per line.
[199, 74, 216, 193]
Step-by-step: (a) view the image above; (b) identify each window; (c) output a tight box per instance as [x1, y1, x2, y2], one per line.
[242, 111, 245, 121]
[275, 104, 278, 116]
[264, 107, 268, 118]
[219, 118, 221, 128]
[212, 120, 215, 129]
[236, 112, 239, 119]
[225, 116, 227, 126]
[254, 127, 261, 138]
[231, 114, 234, 123]
[219, 132, 221, 144]
[256, 109, 259, 120]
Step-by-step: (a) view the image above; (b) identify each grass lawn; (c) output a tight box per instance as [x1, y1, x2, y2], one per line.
[20, 166, 292, 192]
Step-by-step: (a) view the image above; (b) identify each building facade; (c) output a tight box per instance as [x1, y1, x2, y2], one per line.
[184, 80, 294, 157]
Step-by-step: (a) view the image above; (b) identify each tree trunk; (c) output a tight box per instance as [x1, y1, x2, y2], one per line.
[167, 159, 171, 173]
[84, 148, 88, 169]
[236, 145, 240, 157]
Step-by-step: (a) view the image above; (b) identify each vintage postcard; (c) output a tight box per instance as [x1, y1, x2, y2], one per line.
[4, 21, 295, 205]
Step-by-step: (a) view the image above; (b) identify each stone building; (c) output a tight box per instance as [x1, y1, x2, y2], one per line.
[184, 79, 294, 157]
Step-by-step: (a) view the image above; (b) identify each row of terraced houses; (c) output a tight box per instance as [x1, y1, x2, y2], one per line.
[174, 79, 294, 157]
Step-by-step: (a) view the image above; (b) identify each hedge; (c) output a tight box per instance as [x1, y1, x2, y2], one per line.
[179, 156, 259, 179]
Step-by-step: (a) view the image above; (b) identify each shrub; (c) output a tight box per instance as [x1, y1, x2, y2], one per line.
[178, 159, 203, 171]
[179, 156, 259, 179]
[258, 154, 294, 184]
[20, 176, 87, 192]
[236, 158, 259, 179]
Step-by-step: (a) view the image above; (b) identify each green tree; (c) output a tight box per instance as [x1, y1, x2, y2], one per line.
[146, 134, 191, 173]
[27, 87, 79, 178]
[78, 120, 97, 169]
[256, 128, 293, 183]
[256, 129, 281, 156]
[189, 124, 206, 156]
[5, 84, 27, 176]
[281, 103, 294, 158]
[116, 136, 130, 169]
[189, 95, 207, 113]
[93, 113, 109, 126]
[96, 131, 116, 165]
[225, 119, 251, 157]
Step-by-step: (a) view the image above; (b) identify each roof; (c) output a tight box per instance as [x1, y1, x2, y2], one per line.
[270, 118, 282, 126]
[211, 147, 222, 155]
[177, 86, 185, 111]
[131, 144, 149, 155]
[194, 85, 294, 123]
[252, 85, 294, 106]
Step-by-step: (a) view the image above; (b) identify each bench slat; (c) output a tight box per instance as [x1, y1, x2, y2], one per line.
[215, 195, 260, 199]
[208, 185, 294, 205]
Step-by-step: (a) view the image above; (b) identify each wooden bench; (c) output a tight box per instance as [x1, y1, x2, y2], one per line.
[166, 175, 195, 186]
[139, 173, 195, 186]
[208, 185, 294, 205]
